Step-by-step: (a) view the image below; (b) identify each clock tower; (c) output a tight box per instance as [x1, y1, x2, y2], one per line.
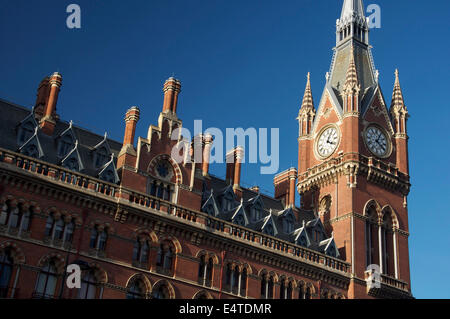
[297, 0, 411, 298]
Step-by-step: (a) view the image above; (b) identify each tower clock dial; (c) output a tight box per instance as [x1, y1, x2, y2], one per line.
[365, 126, 389, 157]
[316, 126, 339, 158]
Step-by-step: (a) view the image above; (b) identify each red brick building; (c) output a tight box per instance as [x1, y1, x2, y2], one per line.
[0, 0, 412, 299]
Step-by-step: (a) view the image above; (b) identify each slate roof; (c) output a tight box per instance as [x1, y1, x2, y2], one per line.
[0, 98, 122, 183]
[202, 175, 339, 258]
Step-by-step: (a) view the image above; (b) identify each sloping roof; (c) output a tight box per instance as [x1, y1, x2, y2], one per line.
[0, 99, 122, 183]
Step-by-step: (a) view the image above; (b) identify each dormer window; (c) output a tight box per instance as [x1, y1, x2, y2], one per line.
[222, 193, 234, 211]
[250, 206, 262, 222]
[283, 215, 295, 233]
[22, 144, 39, 158]
[58, 134, 74, 158]
[94, 147, 109, 168]
[18, 121, 35, 145]
[234, 215, 245, 226]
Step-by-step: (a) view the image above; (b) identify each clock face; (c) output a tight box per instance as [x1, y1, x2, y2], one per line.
[365, 126, 389, 157]
[317, 127, 339, 158]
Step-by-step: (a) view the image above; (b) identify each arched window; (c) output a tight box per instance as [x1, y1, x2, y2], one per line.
[280, 279, 286, 299]
[126, 279, 146, 299]
[34, 260, 58, 299]
[78, 270, 98, 299]
[305, 286, 312, 299]
[250, 206, 262, 222]
[156, 243, 174, 274]
[0, 201, 11, 226]
[45, 214, 75, 244]
[133, 238, 150, 266]
[232, 265, 240, 295]
[0, 249, 13, 298]
[152, 284, 170, 299]
[44, 214, 55, 237]
[64, 220, 75, 243]
[382, 212, 395, 276]
[240, 267, 247, 296]
[298, 283, 305, 299]
[90, 225, 108, 251]
[365, 205, 379, 267]
[260, 273, 274, 299]
[287, 281, 293, 299]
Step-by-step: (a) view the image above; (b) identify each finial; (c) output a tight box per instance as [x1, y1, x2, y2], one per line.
[307, 72, 311, 83]
[104, 132, 108, 139]
[241, 197, 243, 205]
[395, 69, 400, 82]
[302, 220, 305, 227]
[69, 120, 73, 128]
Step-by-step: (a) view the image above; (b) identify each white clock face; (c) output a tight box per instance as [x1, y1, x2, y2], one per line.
[317, 127, 339, 158]
[365, 126, 389, 157]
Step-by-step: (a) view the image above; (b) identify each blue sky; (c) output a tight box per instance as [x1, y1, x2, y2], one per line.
[0, 0, 449, 299]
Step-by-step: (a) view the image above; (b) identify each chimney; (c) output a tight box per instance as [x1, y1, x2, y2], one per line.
[202, 134, 214, 177]
[123, 106, 140, 146]
[233, 146, 244, 189]
[117, 106, 140, 169]
[39, 72, 62, 135]
[225, 147, 244, 188]
[274, 168, 298, 208]
[34, 76, 50, 120]
[162, 77, 181, 114]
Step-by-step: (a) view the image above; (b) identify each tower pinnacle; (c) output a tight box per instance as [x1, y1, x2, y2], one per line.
[336, 0, 369, 46]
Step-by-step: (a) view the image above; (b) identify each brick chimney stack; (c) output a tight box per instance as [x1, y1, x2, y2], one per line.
[225, 147, 244, 189]
[34, 76, 50, 120]
[117, 106, 140, 169]
[274, 168, 298, 208]
[202, 134, 214, 177]
[162, 77, 181, 114]
[39, 72, 62, 135]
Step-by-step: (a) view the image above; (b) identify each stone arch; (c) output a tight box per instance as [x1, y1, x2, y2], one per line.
[381, 205, 400, 229]
[158, 234, 182, 254]
[364, 199, 382, 220]
[319, 194, 332, 219]
[0, 194, 16, 207]
[125, 273, 152, 294]
[192, 290, 214, 299]
[152, 279, 176, 299]
[88, 262, 108, 284]
[306, 282, 316, 294]
[148, 154, 183, 185]
[37, 253, 66, 274]
[134, 228, 158, 243]
[0, 241, 26, 264]
[241, 263, 253, 275]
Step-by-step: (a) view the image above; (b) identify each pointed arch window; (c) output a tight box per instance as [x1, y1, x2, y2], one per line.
[34, 260, 58, 299]
[365, 205, 379, 267]
[126, 279, 146, 299]
[198, 255, 214, 287]
[133, 237, 150, 266]
[152, 284, 170, 299]
[78, 270, 98, 299]
[283, 214, 295, 233]
[156, 243, 174, 275]
[90, 225, 108, 251]
[240, 267, 247, 297]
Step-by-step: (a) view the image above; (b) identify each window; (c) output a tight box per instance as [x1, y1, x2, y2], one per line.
[78, 270, 98, 299]
[64, 158, 79, 171]
[22, 144, 39, 158]
[90, 225, 108, 251]
[95, 147, 109, 168]
[234, 215, 245, 226]
[260, 273, 274, 299]
[34, 260, 58, 299]
[156, 243, 173, 274]
[280, 280, 286, 299]
[0, 249, 13, 298]
[250, 206, 262, 222]
[264, 224, 274, 236]
[305, 286, 312, 299]
[198, 255, 214, 287]
[365, 206, 379, 267]
[240, 268, 247, 297]
[44, 214, 76, 244]
[0, 201, 10, 226]
[283, 215, 294, 233]
[224, 263, 241, 294]
[58, 135, 74, 158]
[298, 283, 305, 299]
[18, 122, 35, 145]
[133, 238, 150, 265]
[152, 284, 170, 299]
[126, 279, 146, 299]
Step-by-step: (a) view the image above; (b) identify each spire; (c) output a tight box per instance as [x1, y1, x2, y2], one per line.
[340, 0, 365, 21]
[336, 0, 369, 46]
[298, 73, 316, 136]
[390, 69, 407, 116]
[343, 46, 360, 94]
[300, 72, 314, 111]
